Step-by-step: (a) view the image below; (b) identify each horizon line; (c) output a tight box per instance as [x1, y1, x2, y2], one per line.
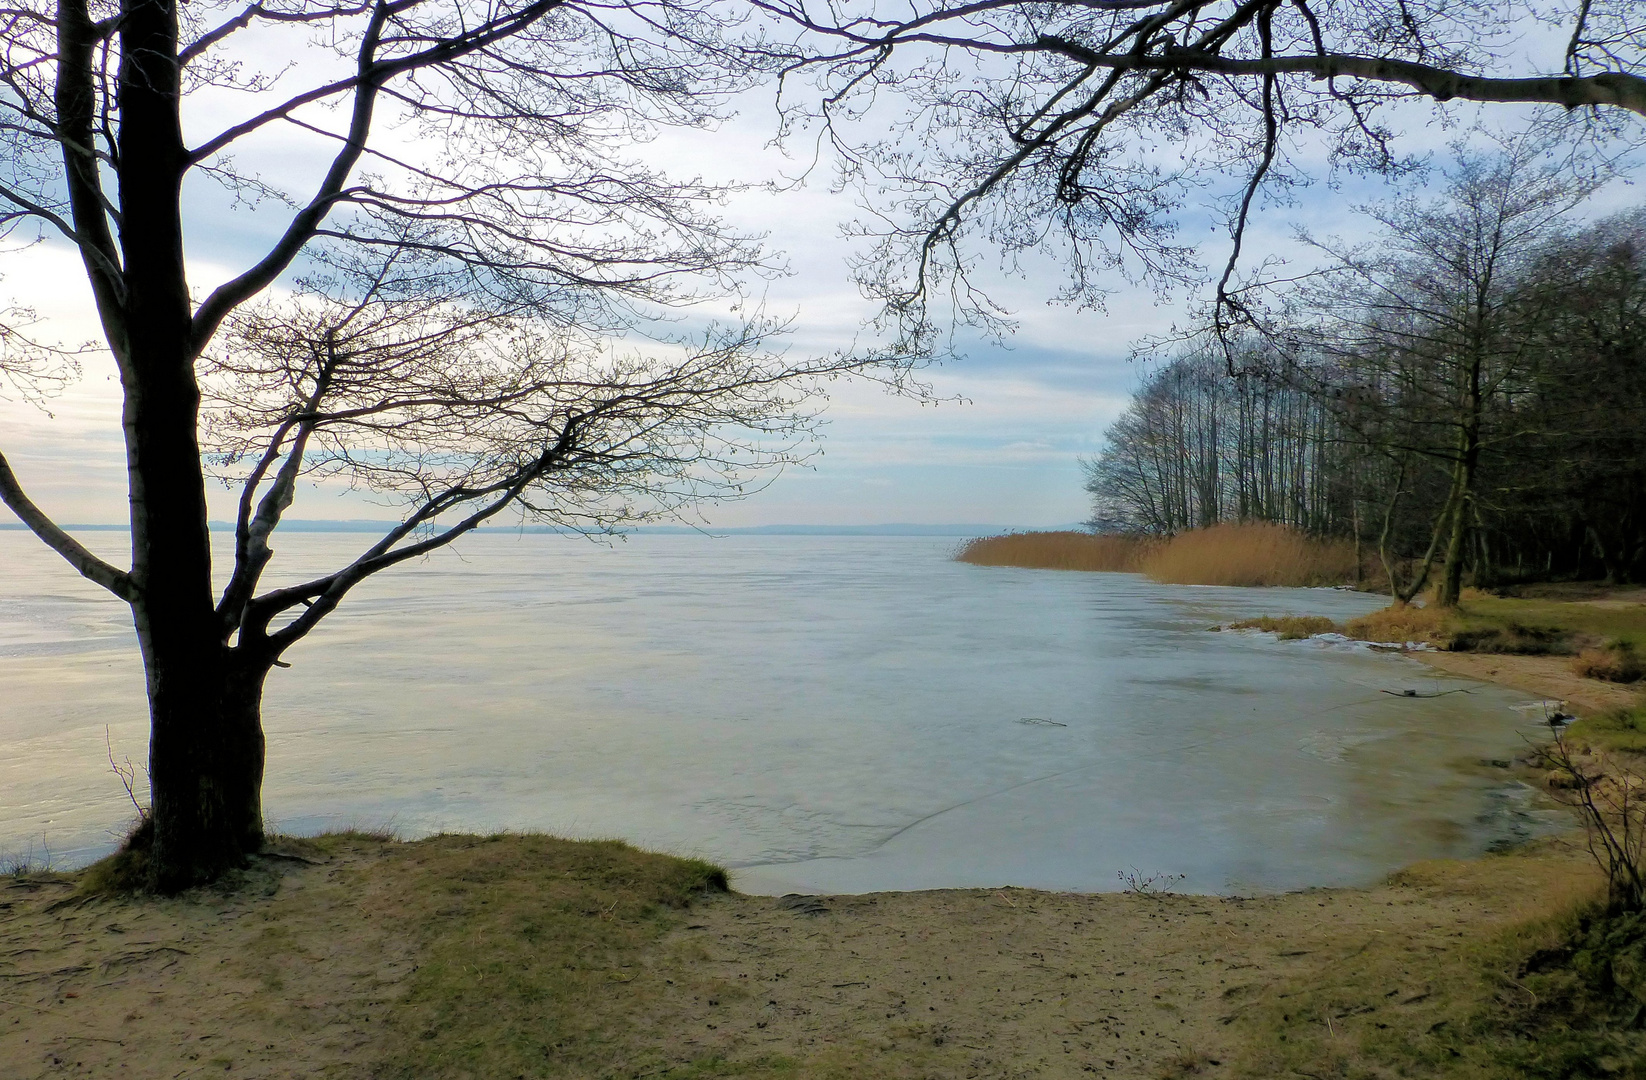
[1, 520, 1083, 537]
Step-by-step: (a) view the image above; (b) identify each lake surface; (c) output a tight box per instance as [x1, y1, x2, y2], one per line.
[0, 530, 1561, 894]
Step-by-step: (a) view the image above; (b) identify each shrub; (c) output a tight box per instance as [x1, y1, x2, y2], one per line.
[1137, 522, 1357, 588]
[1574, 641, 1646, 683]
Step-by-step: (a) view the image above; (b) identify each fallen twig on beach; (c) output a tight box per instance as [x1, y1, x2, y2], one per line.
[1381, 688, 1474, 699]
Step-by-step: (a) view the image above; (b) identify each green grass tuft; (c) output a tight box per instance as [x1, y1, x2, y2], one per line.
[1568, 707, 1646, 754]
[76, 813, 153, 896]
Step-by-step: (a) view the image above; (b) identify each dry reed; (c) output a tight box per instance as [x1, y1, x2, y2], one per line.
[1138, 522, 1358, 588]
[954, 531, 1152, 572]
[1343, 603, 1461, 647]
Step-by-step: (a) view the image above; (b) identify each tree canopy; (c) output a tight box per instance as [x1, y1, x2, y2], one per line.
[760, 0, 1644, 346]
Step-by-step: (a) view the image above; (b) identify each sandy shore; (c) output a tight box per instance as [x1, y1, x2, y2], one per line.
[1413, 650, 1639, 718]
[0, 834, 1596, 1079]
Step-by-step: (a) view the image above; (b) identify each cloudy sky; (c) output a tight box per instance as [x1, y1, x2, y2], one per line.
[1, 40, 1637, 531]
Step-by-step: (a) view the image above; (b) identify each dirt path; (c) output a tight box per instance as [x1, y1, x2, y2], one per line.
[0, 838, 1595, 1079]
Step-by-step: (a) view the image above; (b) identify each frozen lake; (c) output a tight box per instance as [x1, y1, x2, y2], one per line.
[0, 529, 1559, 893]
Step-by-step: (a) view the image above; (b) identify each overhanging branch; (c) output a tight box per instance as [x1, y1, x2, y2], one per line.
[1034, 39, 1646, 117]
[0, 447, 136, 602]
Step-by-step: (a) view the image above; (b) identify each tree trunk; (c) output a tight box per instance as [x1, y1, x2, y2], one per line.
[1436, 484, 1472, 607]
[1436, 382, 1483, 608]
[116, 0, 266, 892]
[142, 632, 269, 891]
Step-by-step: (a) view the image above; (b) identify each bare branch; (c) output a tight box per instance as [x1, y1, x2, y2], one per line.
[0, 447, 136, 602]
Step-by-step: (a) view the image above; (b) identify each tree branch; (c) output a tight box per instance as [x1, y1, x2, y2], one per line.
[53, 0, 128, 357]
[1035, 40, 1646, 117]
[187, 0, 573, 358]
[0, 447, 136, 602]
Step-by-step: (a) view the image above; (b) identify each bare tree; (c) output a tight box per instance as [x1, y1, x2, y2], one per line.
[1083, 342, 1345, 537]
[1285, 142, 1592, 606]
[0, 0, 877, 889]
[756, 0, 1642, 349]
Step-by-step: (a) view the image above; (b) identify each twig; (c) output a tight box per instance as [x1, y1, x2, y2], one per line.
[1380, 688, 1473, 698]
[0, 996, 52, 1013]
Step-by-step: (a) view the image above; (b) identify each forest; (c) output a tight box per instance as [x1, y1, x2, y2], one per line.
[1084, 145, 1646, 603]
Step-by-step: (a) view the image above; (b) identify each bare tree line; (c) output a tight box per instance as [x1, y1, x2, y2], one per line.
[1086, 146, 1646, 603]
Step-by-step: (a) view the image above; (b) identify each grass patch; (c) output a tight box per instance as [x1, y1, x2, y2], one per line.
[1227, 851, 1646, 1079]
[1225, 615, 1340, 640]
[1462, 593, 1646, 654]
[1139, 522, 1358, 588]
[1343, 592, 1646, 657]
[1451, 621, 1575, 655]
[1568, 707, 1646, 755]
[76, 813, 154, 896]
[954, 530, 1152, 571]
[370, 832, 729, 1079]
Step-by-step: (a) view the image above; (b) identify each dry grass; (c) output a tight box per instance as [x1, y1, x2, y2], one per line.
[1225, 615, 1340, 640]
[1139, 522, 1358, 588]
[1344, 602, 1464, 646]
[954, 530, 1153, 571]
[1574, 642, 1646, 684]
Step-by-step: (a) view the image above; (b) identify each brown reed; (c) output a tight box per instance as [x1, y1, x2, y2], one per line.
[1137, 521, 1358, 588]
[954, 531, 1153, 572]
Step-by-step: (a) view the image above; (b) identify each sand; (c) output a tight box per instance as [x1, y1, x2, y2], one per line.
[0, 837, 1595, 1079]
[1414, 650, 1639, 719]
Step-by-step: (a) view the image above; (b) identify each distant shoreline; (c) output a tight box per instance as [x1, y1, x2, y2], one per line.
[0, 521, 1062, 537]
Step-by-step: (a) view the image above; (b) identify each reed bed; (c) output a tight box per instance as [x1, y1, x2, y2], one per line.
[1138, 521, 1358, 587]
[954, 531, 1153, 572]
[956, 522, 1358, 587]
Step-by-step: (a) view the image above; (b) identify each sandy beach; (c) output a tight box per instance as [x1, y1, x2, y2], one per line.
[0, 831, 1599, 1079]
